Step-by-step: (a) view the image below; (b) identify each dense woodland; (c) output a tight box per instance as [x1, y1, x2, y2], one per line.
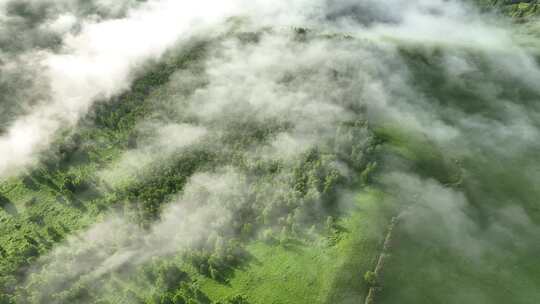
[0, 27, 381, 304]
[1, 1, 540, 304]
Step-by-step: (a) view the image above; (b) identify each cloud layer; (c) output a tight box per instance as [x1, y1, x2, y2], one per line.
[2, 1, 540, 303]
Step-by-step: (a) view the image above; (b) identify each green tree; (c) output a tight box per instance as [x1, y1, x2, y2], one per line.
[364, 270, 377, 286]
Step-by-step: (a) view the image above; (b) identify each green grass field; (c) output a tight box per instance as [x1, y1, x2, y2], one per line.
[197, 189, 394, 304]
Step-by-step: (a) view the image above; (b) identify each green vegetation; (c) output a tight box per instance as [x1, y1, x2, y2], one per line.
[0, 28, 385, 304]
[478, 0, 540, 18]
[196, 189, 394, 304]
[0, 39, 213, 303]
[2, 2, 540, 304]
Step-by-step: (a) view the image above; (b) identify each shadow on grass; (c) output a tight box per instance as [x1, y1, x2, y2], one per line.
[322, 196, 396, 304]
[0, 193, 18, 216]
[279, 238, 305, 254]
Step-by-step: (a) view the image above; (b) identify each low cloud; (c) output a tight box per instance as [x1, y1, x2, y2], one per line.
[4, 1, 540, 303]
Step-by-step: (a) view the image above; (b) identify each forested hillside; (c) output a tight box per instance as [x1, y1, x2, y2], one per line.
[1, 1, 539, 304]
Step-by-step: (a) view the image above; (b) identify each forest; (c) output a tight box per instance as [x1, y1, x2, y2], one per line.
[1, 1, 540, 304]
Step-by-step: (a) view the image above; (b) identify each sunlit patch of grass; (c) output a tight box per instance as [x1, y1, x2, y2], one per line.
[195, 188, 394, 304]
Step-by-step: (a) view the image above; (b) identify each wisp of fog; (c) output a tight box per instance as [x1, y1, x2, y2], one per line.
[1, 0, 539, 303]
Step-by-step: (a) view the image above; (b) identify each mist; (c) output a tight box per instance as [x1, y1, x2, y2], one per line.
[1, 0, 540, 303]
[0, 0, 243, 177]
